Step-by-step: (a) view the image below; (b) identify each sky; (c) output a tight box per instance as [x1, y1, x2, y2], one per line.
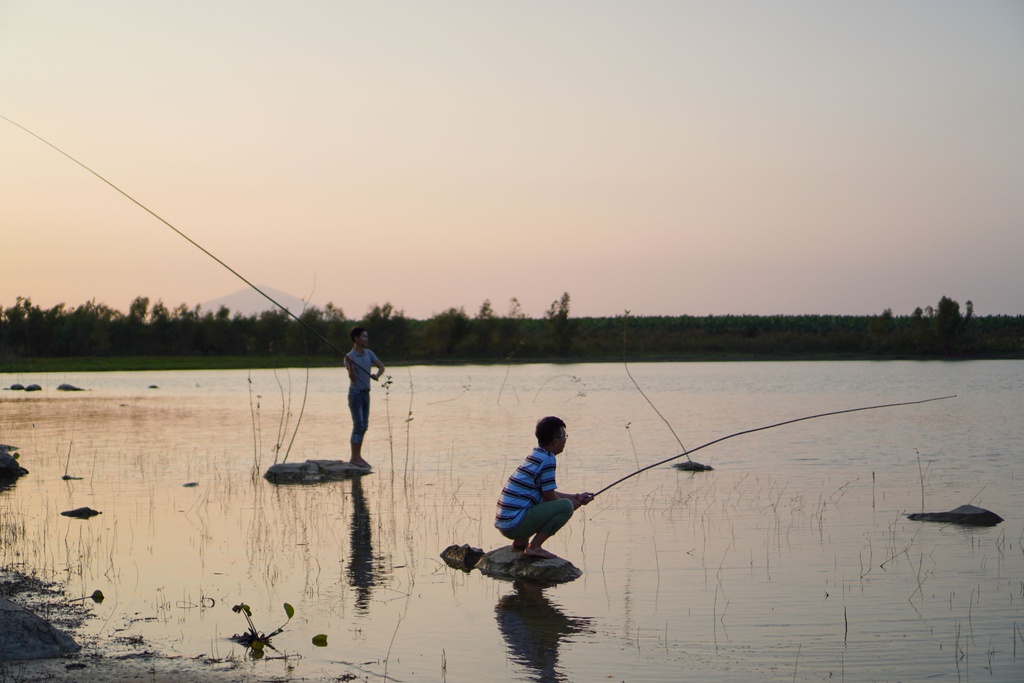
[2, 1, 1022, 320]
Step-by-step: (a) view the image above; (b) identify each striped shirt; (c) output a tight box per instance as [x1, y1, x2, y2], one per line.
[494, 448, 558, 531]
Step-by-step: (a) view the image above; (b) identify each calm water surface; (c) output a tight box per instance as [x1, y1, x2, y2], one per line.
[1, 361, 1022, 681]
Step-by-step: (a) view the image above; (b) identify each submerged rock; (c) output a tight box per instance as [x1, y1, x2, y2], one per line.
[475, 546, 583, 584]
[60, 507, 102, 519]
[674, 460, 713, 472]
[24, 384, 42, 392]
[906, 504, 1003, 526]
[56, 383, 84, 391]
[0, 597, 80, 660]
[7, 383, 25, 390]
[263, 459, 370, 484]
[440, 544, 486, 572]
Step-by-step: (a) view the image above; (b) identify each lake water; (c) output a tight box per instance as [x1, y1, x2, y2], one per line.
[1, 361, 1022, 681]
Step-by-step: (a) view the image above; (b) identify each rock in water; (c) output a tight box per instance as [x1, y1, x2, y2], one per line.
[0, 597, 80, 659]
[674, 461, 713, 472]
[60, 507, 102, 519]
[0, 451, 29, 481]
[475, 546, 582, 584]
[906, 504, 1003, 526]
[264, 459, 370, 484]
[440, 544, 485, 572]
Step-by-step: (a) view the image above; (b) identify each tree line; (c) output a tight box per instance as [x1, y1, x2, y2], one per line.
[2, 293, 1021, 365]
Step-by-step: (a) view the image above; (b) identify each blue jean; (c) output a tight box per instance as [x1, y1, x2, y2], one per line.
[348, 388, 370, 444]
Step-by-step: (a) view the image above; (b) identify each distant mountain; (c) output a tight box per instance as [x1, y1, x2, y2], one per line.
[201, 286, 311, 317]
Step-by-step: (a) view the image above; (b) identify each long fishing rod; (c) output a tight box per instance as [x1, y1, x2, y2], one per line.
[2, 114, 361, 365]
[593, 395, 956, 497]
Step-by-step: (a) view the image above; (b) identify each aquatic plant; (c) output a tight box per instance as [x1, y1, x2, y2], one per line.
[531, 374, 585, 403]
[382, 374, 395, 471]
[230, 601, 294, 655]
[277, 366, 310, 464]
[68, 589, 104, 603]
[402, 369, 415, 481]
[230, 600, 329, 658]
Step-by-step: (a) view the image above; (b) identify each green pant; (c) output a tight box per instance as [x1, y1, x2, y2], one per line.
[501, 499, 574, 540]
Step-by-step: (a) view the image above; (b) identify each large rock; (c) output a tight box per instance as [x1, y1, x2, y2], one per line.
[475, 546, 582, 584]
[0, 450, 29, 481]
[263, 459, 370, 484]
[906, 504, 1004, 526]
[0, 597, 80, 660]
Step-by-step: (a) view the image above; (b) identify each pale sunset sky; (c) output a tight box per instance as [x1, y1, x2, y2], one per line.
[2, 1, 1022, 319]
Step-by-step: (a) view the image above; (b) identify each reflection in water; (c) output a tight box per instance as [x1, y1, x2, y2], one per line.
[346, 476, 384, 612]
[3, 364, 1021, 681]
[495, 581, 593, 683]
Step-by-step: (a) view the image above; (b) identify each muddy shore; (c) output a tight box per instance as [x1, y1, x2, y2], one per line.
[0, 568, 350, 682]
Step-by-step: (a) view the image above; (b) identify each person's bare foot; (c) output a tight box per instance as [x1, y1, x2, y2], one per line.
[512, 540, 528, 551]
[350, 459, 372, 469]
[523, 546, 558, 560]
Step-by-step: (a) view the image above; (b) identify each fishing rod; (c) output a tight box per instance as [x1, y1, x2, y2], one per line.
[1, 114, 371, 370]
[593, 395, 956, 497]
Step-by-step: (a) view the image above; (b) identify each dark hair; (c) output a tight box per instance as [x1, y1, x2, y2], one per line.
[535, 416, 566, 446]
[350, 327, 367, 342]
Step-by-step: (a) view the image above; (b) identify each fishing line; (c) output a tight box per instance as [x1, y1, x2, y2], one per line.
[620, 310, 690, 460]
[2, 114, 359, 363]
[593, 395, 956, 497]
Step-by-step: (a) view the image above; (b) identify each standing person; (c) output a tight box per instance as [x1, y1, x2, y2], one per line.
[344, 327, 385, 468]
[495, 416, 594, 560]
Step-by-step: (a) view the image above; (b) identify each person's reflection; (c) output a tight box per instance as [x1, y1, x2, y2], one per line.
[346, 475, 379, 612]
[495, 581, 593, 683]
